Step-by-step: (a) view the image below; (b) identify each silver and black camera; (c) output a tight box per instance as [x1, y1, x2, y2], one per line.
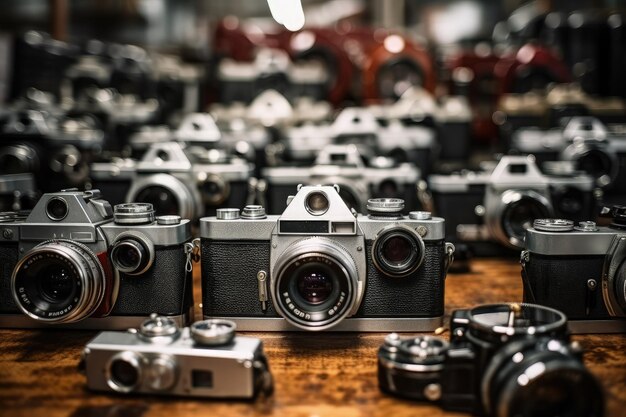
[200, 184, 454, 332]
[0, 109, 104, 192]
[429, 155, 597, 255]
[522, 209, 626, 333]
[0, 189, 194, 329]
[89, 141, 254, 219]
[80, 315, 273, 398]
[262, 144, 423, 215]
[511, 116, 626, 199]
[217, 48, 328, 103]
[378, 303, 603, 417]
[274, 107, 437, 174]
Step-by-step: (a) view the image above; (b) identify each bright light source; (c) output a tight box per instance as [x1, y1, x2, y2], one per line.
[267, 0, 305, 31]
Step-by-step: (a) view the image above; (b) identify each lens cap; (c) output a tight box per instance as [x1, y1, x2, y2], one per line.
[191, 319, 236, 346]
[114, 203, 155, 225]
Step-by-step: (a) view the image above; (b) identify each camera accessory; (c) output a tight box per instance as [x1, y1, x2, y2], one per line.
[81, 314, 273, 398]
[378, 303, 604, 417]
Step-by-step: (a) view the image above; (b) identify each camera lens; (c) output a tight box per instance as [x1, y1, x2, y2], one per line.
[110, 233, 154, 276]
[45, 197, 69, 221]
[501, 194, 551, 248]
[106, 352, 143, 393]
[273, 238, 359, 330]
[373, 227, 424, 277]
[305, 191, 329, 215]
[11, 240, 108, 323]
[577, 149, 614, 186]
[135, 186, 180, 216]
[487, 347, 603, 417]
[296, 271, 333, 305]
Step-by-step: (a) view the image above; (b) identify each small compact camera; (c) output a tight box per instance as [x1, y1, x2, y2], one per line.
[0, 189, 194, 329]
[378, 303, 604, 417]
[89, 141, 254, 219]
[522, 209, 626, 333]
[429, 155, 596, 255]
[80, 315, 273, 399]
[0, 109, 105, 192]
[200, 184, 454, 332]
[512, 116, 626, 198]
[262, 144, 423, 214]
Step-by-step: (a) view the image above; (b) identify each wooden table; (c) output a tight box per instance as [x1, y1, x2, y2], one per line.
[1, 259, 624, 417]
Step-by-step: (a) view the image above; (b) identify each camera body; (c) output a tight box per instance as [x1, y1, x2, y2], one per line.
[374, 87, 472, 161]
[217, 48, 329, 103]
[0, 189, 193, 329]
[497, 84, 626, 147]
[0, 109, 105, 192]
[262, 144, 422, 214]
[89, 141, 254, 219]
[522, 213, 626, 333]
[200, 184, 453, 332]
[81, 316, 272, 398]
[378, 303, 603, 416]
[511, 116, 626, 198]
[277, 107, 437, 173]
[429, 155, 596, 255]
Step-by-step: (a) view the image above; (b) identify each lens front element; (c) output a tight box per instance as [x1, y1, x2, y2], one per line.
[373, 226, 424, 277]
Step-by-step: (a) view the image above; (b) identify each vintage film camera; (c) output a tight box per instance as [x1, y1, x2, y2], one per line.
[497, 83, 626, 147]
[80, 315, 273, 398]
[522, 210, 626, 334]
[429, 155, 596, 256]
[378, 303, 603, 417]
[217, 48, 328, 103]
[0, 190, 194, 329]
[0, 109, 105, 192]
[200, 184, 454, 332]
[129, 112, 270, 172]
[88, 141, 254, 219]
[511, 116, 626, 199]
[262, 144, 423, 215]
[371, 87, 472, 161]
[0, 173, 40, 212]
[275, 107, 437, 174]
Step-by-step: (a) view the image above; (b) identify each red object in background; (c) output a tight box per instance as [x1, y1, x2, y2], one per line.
[447, 43, 571, 143]
[213, 18, 436, 104]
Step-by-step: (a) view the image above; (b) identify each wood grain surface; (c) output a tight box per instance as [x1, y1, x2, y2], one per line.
[0, 258, 624, 417]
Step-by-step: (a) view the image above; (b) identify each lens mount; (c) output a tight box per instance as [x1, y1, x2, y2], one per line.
[272, 238, 361, 331]
[488, 190, 553, 249]
[372, 225, 425, 277]
[110, 231, 155, 276]
[126, 173, 201, 220]
[11, 240, 110, 323]
[106, 351, 145, 393]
